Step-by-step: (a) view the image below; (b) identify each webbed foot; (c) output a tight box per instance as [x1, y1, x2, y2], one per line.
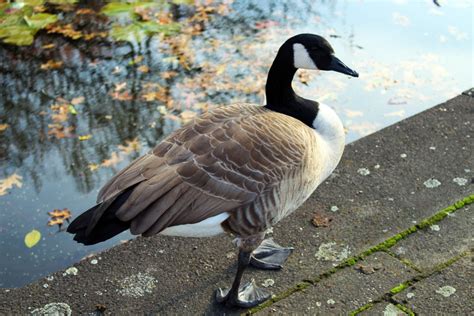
[215, 279, 270, 308]
[250, 238, 293, 269]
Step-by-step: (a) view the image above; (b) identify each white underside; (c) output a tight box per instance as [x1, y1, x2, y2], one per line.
[159, 212, 229, 237]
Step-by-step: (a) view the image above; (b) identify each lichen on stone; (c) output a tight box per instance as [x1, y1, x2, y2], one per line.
[117, 272, 157, 298]
[430, 224, 440, 231]
[30, 302, 72, 316]
[357, 168, 370, 176]
[262, 278, 275, 287]
[383, 303, 406, 316]
[452, 177, 468, 186]
[423, 178, 441, 188]
[435, 285, 456, 297]
[63, 267, 78, 276]
[315, 242, 351, 262]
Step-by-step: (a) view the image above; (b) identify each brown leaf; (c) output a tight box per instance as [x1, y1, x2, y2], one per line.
[71, 96, 85, 105]
[118, 138, 141, 155]
[137, 65, 150, 73]
[110, 91, 133, 101]
[0, 173, 23, 196]
[311, 212, 333, 227]
[101, 152, 123, 168]
[40, 60, 63, 70]
[0, 124, 9, 132]
[354, 263, 383, 275]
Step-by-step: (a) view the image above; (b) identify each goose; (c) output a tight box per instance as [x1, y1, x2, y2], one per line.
[67, 33, 358, 308]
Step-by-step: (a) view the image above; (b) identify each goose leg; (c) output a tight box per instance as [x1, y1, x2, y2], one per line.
[216, 236, 270, 308]
[215, 250, 270, 308]
[250, 238, 293, 270]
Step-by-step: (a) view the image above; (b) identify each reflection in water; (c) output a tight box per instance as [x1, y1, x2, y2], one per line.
[0, 0, 471, 287]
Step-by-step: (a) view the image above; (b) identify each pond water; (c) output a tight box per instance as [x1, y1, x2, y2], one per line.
[0, 0, 471, 287]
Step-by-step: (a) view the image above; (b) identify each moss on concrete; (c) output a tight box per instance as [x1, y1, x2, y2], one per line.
[395, 303, 415, 316]
[348, 302, 374, 316]
[246, 195, 474, 314]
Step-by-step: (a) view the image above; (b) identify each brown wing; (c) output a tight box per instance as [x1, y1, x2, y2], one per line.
[96, 104, 312, 237]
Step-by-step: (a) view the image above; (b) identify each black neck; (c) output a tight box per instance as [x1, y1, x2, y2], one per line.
[264, 47, 319, 127]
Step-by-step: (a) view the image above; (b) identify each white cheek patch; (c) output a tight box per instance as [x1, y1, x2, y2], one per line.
[293, 43, 318, 70]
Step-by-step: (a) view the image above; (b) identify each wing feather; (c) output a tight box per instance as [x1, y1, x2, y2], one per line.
[93, 104, 313, 236]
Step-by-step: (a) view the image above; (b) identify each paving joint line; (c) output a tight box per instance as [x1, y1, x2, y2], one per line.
[383, 249, 423, 273]
[348, 250, 471, 316]
[246, 194, 474, 314]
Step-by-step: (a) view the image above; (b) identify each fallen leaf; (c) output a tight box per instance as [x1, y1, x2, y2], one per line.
[40, 60, 63, 70]
[101, 152, 123, 168]
[354, 263, 383, 275]
[88, 164, 100, 172]
[0, 124, 9, 132]
[114, 82, 127, 92]
[0, 173, 23, 196]
[118, 138, 141, 154]
[137, 65, 149, 73]
[78, 134, 92, 141]
[24, 229, 41, 248]
[68, 105, 77, 115]
[180, 110, 197, 124]
[76, 8, 96, 15]
[311, 212, 333, 227]
[129, 55, 144, 65]
[110, 91, 133, 101]
[42, 43, 55, 49]
[47, 208, 72, 229]
[71, 96, 85, 105]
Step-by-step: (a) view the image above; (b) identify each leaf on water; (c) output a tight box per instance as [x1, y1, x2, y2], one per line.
[114, 82, 127, 92]
[392, 12, 410, 27]
[137, 65, 149, 73]
[68, 104, 77, 115]
[47, 124, 75, 139]
[24, 229, 41, 248]
[118, 138, 141, 155]
[46, 23, 82, 40]
[161, 71, 177, 79]
[42, 43, 55, 49]
[0, 123, 9, 132]
[71, 96, 85, 105]
[180, 110, 197, 124]
[23, 13, 57, 29]
[47, 208, 72, 229]
[88, 164, 100, 172]
[344, 109, 364, 118]
[110, 91, 133, 101]
[129, 55, 144, 65]
[0, 173, 23, 196]
[384, 109, 406, 117]
[101, 152, 123, 168]
[40, 60, 63, 70]
[76, 8, 95, 15]
[78, 134, 92, 141]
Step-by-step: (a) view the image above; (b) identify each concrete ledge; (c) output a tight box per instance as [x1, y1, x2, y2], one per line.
[1, 91, 473, 315]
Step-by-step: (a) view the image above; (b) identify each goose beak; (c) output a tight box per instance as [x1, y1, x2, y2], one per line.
[328, 56, 359, 77]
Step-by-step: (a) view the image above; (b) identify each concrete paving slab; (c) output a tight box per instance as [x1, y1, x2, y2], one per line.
[392, 204, 473, 271]
[0, 92, 472, 314]
[392, 255, 473, 315]
[263, 252, 416, 314]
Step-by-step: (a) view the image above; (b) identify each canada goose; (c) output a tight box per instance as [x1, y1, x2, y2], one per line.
[67, 33, 358, 308]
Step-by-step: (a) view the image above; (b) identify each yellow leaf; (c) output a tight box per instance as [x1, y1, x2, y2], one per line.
[40, 60, 63, 70]
[0, 124, 9, 132]
[118, 138, 141, 155]
[88, 164, 100, 172]
[0, 173, 23, 196]
[78, 134, 92, 141]
[101, 152, 123, 168]
[24, 229, 41, 248]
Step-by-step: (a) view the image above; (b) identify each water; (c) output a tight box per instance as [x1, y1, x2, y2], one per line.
[0, 0, 471, 287]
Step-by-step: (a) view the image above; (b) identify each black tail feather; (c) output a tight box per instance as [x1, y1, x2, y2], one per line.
[67, 188, 134, 245]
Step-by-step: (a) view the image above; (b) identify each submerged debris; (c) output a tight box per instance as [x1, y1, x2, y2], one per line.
[436, 285, 456, 297]
[424, 178, 441, 188]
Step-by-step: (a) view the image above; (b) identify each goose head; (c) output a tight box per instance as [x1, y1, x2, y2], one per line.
[288, 33, 358, 77]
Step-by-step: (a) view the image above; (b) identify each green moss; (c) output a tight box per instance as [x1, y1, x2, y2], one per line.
[396, 303, 415, 316]
[390, 282, 410, 295]
[349, 302, 374, 316]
